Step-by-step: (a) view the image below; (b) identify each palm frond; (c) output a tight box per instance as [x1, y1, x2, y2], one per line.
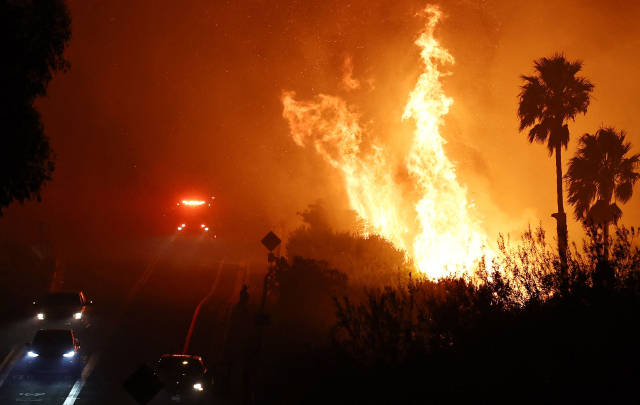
[566, 126, 639, 223]
[547, 123, 570, 154]
[517, 76, 546, 131]
[517, 54, 594, 155]
[527, 120, 551, 146]
[615, 182, 634, 204]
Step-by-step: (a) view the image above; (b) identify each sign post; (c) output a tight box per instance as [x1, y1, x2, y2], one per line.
[260, 231, 281, 263]
[258, 231, 281, 321]
[248, 231, 281, 404]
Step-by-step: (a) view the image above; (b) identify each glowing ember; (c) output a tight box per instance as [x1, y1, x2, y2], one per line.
[182, 200, 205, 206]
[282, 5, 489, 278]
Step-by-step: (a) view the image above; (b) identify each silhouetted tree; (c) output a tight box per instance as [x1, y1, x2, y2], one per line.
[565, 127, 640, 259]
[517, 54, 594, 280]
[0, 0, 71, 214]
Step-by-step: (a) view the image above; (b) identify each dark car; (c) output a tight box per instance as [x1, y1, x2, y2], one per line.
[35, 291, 92, 330]
[26, 329, 83, 374]
[153, 355, 213, 404]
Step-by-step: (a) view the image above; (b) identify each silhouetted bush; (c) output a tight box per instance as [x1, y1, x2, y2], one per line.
[286, 202, 408, 286]
[266, 256, 348, 318]
[259, 256, 349, 353]
[264, 224, 640, 404]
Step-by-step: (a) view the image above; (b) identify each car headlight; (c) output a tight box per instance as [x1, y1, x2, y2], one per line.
[193, 383, 203, 391]
[74, 312, 82, 319]
[63, 351, 76, 358]
[37, 313, 44, 320]
[28, 351, 39, 358]
[178, 226, 182, 230]
[205, 227, 209, 231]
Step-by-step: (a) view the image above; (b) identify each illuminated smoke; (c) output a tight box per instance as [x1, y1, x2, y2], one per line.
[282, 5, 489, 278]
[341, 54, 360, 91]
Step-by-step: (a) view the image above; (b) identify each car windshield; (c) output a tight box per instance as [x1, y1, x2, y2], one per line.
[33, 330, 73, 347]
[157, 357, 204, 376]
[43, 293, 81, 306]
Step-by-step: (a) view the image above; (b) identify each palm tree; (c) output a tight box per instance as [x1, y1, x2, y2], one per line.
[565, 127, 640, 258]
[517, 53, 594, 277]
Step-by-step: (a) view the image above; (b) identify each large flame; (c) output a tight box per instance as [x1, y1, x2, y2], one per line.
[282, 5, 488, 278]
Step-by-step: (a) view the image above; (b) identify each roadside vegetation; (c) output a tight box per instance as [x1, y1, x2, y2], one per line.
[251, 54, 640, 404]
[258, 223, 640, 404]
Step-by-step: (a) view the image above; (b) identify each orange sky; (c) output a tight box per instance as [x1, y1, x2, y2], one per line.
[2, 0, 639, 258]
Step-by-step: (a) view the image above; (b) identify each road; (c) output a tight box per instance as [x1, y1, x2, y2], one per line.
[0, 236, 259, 404]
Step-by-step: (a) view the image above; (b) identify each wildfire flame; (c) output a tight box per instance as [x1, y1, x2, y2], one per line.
[282, 5, 489, 278]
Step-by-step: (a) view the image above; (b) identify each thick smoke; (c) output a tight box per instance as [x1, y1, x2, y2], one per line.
[1, 0, 639, 259]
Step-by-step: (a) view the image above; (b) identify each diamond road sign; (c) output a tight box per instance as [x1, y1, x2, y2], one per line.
[122, 363, 164, 405]
[261, 231, 281, 252]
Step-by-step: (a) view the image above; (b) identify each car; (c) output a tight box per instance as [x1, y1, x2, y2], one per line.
[26, 329, 83, 374]
[34, 291, 92, 330]
[153, 354, 213, 404]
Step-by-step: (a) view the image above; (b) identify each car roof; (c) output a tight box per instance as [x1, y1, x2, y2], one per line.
[36, 328, 73, 334]
[34, 329, 74, 339]
[160, 354, 203, 361]
[46, 291, 82, 295]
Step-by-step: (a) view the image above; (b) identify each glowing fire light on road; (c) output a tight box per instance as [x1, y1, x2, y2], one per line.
[282, 5, 489, 278]
[182, 200, 205, 206]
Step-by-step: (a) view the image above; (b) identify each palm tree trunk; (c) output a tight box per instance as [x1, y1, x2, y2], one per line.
[554, 142, 569, 283]
[603, 221, 610, 260]
[600, 220, 616, 287]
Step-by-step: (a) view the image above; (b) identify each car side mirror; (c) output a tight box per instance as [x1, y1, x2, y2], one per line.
[26, 342, 31, 347]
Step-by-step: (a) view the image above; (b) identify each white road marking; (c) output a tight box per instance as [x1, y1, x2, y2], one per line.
[62, 352, 99, 405]
[0, 347, 24, 389]
[0, 347, 16, 374]
[60, 249, 163, 405]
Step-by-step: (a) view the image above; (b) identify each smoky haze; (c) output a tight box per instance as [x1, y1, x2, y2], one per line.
[1, 0, 639, 261]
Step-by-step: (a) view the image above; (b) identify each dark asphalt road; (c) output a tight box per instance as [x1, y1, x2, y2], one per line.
[0, 236, 258, 404]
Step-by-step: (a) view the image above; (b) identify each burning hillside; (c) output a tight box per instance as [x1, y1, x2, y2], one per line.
[282, 5, 489, 278]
